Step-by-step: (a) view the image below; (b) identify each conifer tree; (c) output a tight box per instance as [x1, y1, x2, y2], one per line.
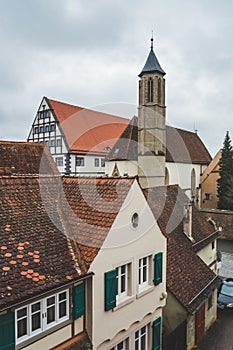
[217, 131, 233, 210]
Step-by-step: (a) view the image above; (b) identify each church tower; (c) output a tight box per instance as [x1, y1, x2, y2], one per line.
[138, 37, 166, 188]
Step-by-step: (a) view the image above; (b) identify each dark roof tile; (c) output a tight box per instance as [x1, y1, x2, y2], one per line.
[0, 176, 82, 311]
[107, 118, 212, 165]
[0, 141, 58, 175]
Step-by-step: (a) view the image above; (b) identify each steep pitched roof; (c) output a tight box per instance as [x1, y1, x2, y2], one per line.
[61, 177, 134, 270]
[143, 184, 220, 313]
[139, 46, 166, 77]
[47, 98, 129, 155]
[0, 141, 58, 175]
[0, 175, 82, 311]
[166, 231, 219, 313]
[200, 149, 221, 184]
[107, 117, 212, 165]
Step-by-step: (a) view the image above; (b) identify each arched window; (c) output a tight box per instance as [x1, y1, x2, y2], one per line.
[158, 78, 161, 104]
[148, 78, 153, 102]
[165, 167, 169, 185]
[191, 168, 196, 198]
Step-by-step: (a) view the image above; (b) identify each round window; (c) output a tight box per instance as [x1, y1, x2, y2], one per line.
[131, 213, 139, 228]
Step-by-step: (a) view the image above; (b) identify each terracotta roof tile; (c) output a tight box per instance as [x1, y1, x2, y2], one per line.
[0, 141, 58, 175]
[107, 117, 212, 165]
[61, 177, 134, 269]
[48, 98, 129, 155]
[0, 175, 83, 311]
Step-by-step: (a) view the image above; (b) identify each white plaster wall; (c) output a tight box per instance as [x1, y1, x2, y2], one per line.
[105, 160, 138, 177]
[21, 324, 72, 350]
[197, 243, 216, 271]
[89, 180, 167, 349]
[70, 154, 105, 176]
[205, 290, 217, 330]
[166, 163, 201, 196]
[97, 310, 162, 350]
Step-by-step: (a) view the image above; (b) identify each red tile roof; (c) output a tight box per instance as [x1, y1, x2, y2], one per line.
[0, 175, 82, 311]
[47, 98, 129, 155]
[0, 141, 58, 175]
[61, 177, 134, 269]
[107, 117, 212, 165]
[143, 185, 220, 313]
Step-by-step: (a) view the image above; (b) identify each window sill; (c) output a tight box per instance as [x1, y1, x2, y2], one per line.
[136, 285, 154, 299]
[114, 295, 135, 311]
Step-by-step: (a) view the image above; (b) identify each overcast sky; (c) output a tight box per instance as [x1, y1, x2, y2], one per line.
[0, 0, 232, 156]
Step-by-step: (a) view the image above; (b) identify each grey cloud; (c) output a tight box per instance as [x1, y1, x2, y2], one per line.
[0, 0, 232, 155]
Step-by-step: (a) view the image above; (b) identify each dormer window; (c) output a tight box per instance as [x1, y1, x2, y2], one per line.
[147, 78, 153, 103]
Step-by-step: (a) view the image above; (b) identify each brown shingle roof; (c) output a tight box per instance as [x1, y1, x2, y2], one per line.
[143, 185, 220, 313]
[47, 98, 129, 155]
[61, 177, 134, 270]
[0, 141, 58, 175]
[107, 117, 212, 165]
[0, 175, 82, 311]
[167, 231, 220, 313]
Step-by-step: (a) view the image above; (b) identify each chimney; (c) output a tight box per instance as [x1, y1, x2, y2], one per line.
[183, 202, 193, 240]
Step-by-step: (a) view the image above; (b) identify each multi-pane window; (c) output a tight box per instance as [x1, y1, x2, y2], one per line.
[55, 157, 63, 166]
[38, 110, 50, 119]
[39, 126, 44, 133]
[101, 158, 105, 167]
[76, 157, 85, 167]
[138, 257, 149, 289]
[34, 126, 39, 134]
[50, 139, 55, 147]
[116, 264, 128, 300]
[50, 123, 56, 132]
[94, 158, 100, 167]
[45, 125, 50, 133]
[135, 325, 148, 350]
[110, 339, 128, 350]
[16, 290, 69, 344]
[56, 138, 62, 147]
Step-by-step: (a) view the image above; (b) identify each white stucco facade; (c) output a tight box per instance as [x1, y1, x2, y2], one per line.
[88, 180, 167, 349]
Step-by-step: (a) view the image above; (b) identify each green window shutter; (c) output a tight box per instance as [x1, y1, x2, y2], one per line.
[152, 317, 161, 350]
[74, 283, 85, 319]
[0, 312, 15, 350]
[104, 270, 117, 311]
[154, 252, 163, 285]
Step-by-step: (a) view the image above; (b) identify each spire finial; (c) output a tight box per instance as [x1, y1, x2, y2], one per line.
[151, 31, 154, 49]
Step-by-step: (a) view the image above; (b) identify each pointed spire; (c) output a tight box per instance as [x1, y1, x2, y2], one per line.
[139, 35, 166, 77]
[151, 31, 154, 49]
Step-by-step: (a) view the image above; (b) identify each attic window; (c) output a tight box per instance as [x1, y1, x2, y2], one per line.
[131, 213, 139, 228]
[204, 193, 212, 201]
[104, 146, 111, 151]
[114, 148, 119, 154]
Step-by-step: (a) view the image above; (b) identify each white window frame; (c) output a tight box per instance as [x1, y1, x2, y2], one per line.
[55, 157, 63, 166]
[138, 256, 149, 289]
[135, 324, 149, 350]
[110, 338, 128, 350]
[94, 158, 100, 167]
[76, 156, 85, 167]
[116, 264, 129, 301]
[15, 289, 69, 344]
